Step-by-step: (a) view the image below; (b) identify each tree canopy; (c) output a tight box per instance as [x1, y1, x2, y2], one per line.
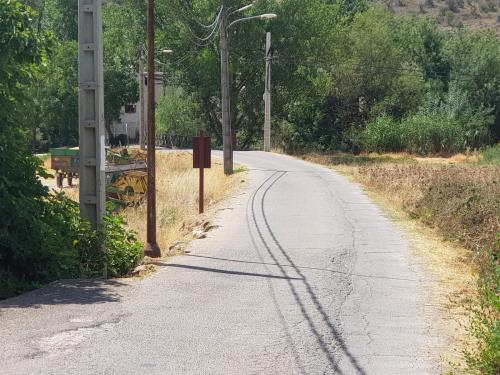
[13, 0, 500, 153]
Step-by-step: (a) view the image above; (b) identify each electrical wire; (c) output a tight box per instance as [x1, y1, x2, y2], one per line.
[193, 8, 222, 41]
[178, 0, 222, 29]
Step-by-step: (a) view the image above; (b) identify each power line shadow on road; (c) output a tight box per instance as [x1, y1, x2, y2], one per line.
[248, 171, 367, 375]
[185, 254, 422, 283]
[0, 279, 126, 309]
[164, 263, 302, 280]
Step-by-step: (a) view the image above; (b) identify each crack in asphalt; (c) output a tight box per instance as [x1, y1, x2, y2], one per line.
[247, 170, 369, 374]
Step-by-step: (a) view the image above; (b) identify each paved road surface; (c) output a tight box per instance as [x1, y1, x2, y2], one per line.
[0, 151, 444, 374]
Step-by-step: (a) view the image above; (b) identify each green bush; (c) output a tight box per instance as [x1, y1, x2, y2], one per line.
[0, 139, 141, 298]
[340, 126, 364, 154]
[400, 113, 463, 154]
[102, 211, 142, 278]
[362, 115, 403, 152]
[465, 237, 500, 375]
[481, 144, 500, 165]
[0, 0, 142, 300]
[0, 185, 142, 299]
[272, 119, 300, 152]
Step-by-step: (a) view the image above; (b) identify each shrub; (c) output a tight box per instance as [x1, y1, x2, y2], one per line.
[102, 211, 142, 277]
[0, 188, 143, 299]
[446, 0, 460, 12]
[479, 0, 491, 12]
[0, 0, 142, 300]
[400, 113, 463, 154]
[340, 126, 364, 154]
[272, 119, 299, 153]
[465, 237, 500, 375]
[481, 144, 500, 165]
[362, 115, 403, 152]
[445, 10, 455, 25]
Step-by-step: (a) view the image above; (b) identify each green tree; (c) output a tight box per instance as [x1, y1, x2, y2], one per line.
[153, 0, 339, 148]
[156, 86, 202, 147]
[444, 31, 500, 141]
[42, 0, 78, 41]
[35, 41, 79, 147]
[102, 0, 142, 138]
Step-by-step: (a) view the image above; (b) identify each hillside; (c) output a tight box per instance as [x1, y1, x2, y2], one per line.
[378, 0, 500, 33]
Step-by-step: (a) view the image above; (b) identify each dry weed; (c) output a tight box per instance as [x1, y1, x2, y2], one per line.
[42, 151, 245, 256]
[122, 151, 244, 254]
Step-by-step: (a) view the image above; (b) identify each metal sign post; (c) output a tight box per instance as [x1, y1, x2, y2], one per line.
[193, 131, 211, 214]
[78, 0, 105, 228]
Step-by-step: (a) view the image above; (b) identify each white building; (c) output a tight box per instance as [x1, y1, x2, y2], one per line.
[110, 72, 164, 143]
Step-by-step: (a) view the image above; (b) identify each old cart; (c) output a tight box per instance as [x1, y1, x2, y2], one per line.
[49, 147, 147, 206]
[50, 147, 79, 188]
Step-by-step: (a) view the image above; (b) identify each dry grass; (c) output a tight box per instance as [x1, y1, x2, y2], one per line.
[300, 151, 499, 253]
[122, 151, 245, 254]
[42, 151, 246, 256]
[380, 0, 500, 35]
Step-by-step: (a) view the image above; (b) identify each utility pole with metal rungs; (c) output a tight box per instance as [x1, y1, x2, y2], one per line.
[144, 0, 161, 257]
[220, 3, 233, 175]
[263, 31, 271, 152]
[138, 46, 146, 150]
[78, 0, 105, 229]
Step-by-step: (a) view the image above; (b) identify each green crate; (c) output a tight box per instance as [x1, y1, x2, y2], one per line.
[50, 147, 79, 157]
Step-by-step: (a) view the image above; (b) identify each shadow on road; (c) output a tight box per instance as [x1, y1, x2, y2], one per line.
[185, 254, 421, 283]
[165, 263, 303, 280]
[247, 170, 367, 375]
[0, 279, 127, 309]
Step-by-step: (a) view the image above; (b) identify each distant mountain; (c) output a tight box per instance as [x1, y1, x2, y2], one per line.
[375, 0, 500, 34]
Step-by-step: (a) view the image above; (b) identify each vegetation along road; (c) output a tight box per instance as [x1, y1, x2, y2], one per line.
[0, 151, 448, 374]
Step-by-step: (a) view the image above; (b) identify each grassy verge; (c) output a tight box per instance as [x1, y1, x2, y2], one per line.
[122, 151, 245, 255]
[46, 151, 245, 257]
[294, 150, 499, 373]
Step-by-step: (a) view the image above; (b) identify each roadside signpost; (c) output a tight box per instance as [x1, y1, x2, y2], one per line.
[193, 131, 211, 214]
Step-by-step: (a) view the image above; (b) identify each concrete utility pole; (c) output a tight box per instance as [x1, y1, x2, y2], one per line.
[263, 32, 271, 152]
[220, 3, 233, 175]
[78, 0, 105, 228]
[144, 0, 161, 257]
[138, 47, 146, 150]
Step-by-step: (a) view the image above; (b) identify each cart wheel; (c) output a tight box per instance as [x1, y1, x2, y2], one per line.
[67, 173, 73, 187]
[56, 172, 63, 188]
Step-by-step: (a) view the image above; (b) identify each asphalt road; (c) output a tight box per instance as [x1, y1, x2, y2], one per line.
[0, 151, 444, 374]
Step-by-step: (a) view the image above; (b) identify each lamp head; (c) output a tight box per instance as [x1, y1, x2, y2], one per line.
[259, 13, 277, 20]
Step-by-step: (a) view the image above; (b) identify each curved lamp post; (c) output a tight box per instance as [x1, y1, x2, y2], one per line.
[219, 3, 277, 175]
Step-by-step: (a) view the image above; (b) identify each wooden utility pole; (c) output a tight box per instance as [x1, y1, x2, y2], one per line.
[139, 47, 146, 150]
[144, 0, 160, 257]
[220, 3, 233, 175]
[198, 131, 205, 214]
[78, 0, 105, 228]
[263, 32, 271, 152]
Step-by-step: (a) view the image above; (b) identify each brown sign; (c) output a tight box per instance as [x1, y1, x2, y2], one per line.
[193, 136, 211, 169]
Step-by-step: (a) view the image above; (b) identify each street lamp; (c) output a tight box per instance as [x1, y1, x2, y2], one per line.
[229, 3, 253, 15]
[228, 13, 277, 28]
[219, 3, 277, 175]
